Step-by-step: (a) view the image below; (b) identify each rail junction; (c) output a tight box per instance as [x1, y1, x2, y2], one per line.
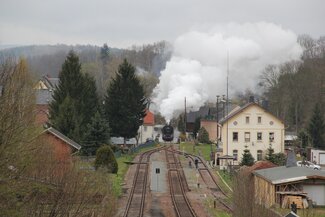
[120, 144, 233, 217]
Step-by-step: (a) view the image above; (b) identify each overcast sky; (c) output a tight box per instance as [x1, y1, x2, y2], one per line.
[0, 0, 324, 48]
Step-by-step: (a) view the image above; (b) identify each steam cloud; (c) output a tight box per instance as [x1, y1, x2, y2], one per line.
[153, 22, 302, 120]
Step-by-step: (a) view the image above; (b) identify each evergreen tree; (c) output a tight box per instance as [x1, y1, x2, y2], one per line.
[83, 111, 110, 156]
[240, 146, 255, 166]
[50, 51, 99, 143]
[198, 127, 210, 144]
[193, 117, 201, 139]
[98, 43, 110, 97]
[298, 130, 309, 148]
[177, 114, 185, 134]
[79, 73, 99, 130]
[265, 144, 275, 162]
[265, 144, 286, 165]
[104, 59, 147, 145]
[308, 103, 325, 149]
[52, 96, 81, 139]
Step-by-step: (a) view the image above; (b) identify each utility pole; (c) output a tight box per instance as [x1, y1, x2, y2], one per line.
[226, 51, 230, 168]
[216, 95, 220, 146]
[184, 97, 187, 136]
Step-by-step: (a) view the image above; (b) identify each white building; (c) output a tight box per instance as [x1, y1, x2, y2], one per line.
[218, 102, 285, 165]
[138, 110, 155, 144]
[309, 148, 325, 165]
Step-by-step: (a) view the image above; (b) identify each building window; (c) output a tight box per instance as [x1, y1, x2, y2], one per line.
[257, 132, 262, 141]
[269, 132, 274, 142]
[144, 126, 147, 132]
[257, 150, 263, 161]
[258, 116, 262, 124]
[246, 116, 250, 124]
[233, 132, 238, 142]
[233, 150, 238, 160]
[245, 132, 250, 142]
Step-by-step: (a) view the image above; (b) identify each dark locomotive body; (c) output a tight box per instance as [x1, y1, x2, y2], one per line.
[162, 125, 174, 142]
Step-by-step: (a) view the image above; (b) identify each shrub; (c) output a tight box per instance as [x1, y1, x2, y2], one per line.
[94, 145, 118, 174]
[179, 133, 186, 142]
[198, 127, 210, 144]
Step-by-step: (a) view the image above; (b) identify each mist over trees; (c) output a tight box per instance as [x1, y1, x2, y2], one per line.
[259, 34, 325, 146]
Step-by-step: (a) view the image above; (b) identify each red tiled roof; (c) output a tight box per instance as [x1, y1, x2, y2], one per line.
[143, 110, 154, 125]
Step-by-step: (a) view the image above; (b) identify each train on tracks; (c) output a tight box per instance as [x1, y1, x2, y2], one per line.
[162, 124, 174, 142]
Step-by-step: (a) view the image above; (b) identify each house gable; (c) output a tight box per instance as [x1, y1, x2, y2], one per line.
[143, 110, 154, 125]
[220, 102, 285, 163]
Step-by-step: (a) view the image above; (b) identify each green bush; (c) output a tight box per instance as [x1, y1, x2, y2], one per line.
[94, 145, 118, 174]
[198, 127, 210, 144]
[179, 133, 186, 141]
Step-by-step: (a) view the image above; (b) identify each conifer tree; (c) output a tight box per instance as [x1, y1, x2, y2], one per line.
[50, 51, 99, 144]
[308, 103, 325, 149]
[240, 146, 255, 166]
[193, 117, 201, 139]
[177, 114, 185, 134]
[265, 144, 275, 162]
[83, 111, 110, 155]
[104, 59, 147, 145]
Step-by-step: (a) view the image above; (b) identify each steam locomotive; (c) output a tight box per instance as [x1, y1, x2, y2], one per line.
[162, 124, 174, 142]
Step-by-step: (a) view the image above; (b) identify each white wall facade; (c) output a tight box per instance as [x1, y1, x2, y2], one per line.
[310, 149, 325, 165]
[138, 125, 154, 144]
[221, 104, 285, 164]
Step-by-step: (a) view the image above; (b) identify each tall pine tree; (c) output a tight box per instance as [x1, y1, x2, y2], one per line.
[104, 59, 147, 145]
[49, 51, 99, 144]
[308, 103, 325, 149]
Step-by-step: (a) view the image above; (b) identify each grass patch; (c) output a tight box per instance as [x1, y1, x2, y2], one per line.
[217, 169, 233, 189]
[77, 143, 161, 197]
[204, 197, 232, 217]
[179, 142, 214, 161]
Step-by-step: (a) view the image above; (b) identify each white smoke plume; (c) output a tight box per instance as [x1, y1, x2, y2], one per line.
[153, 22, 302, 121]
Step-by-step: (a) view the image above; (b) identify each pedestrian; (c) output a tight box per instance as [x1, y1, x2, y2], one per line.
[189, 160, 192, 168]
[194, 158, 199, 169]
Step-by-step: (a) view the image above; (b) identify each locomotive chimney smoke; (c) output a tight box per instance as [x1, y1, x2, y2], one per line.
[153, 22, 302, 120]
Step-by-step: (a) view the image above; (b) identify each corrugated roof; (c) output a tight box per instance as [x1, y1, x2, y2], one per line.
[45, 127, 81, 150]
[253, 166, 325, 184]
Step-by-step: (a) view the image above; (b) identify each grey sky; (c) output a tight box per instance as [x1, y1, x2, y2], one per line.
[0, 0, 324, 48]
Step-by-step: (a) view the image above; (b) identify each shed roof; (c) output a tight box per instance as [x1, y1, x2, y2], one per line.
[44, 127, 81, 150]
[253, 166, 325, 184]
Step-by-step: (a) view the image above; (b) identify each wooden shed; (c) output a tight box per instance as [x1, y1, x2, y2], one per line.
[253, 166, 325, 208]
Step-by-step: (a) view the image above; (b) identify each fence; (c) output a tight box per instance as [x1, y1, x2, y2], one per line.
[129, 141, 156, 153]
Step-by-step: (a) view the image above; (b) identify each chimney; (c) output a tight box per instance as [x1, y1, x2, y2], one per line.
[286, 149, 297, 167]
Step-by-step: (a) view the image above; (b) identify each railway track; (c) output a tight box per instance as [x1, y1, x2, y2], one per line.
[166, 147, 197, 217]
[123, 147, 164, 217]
[168, 148, 233, 213]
